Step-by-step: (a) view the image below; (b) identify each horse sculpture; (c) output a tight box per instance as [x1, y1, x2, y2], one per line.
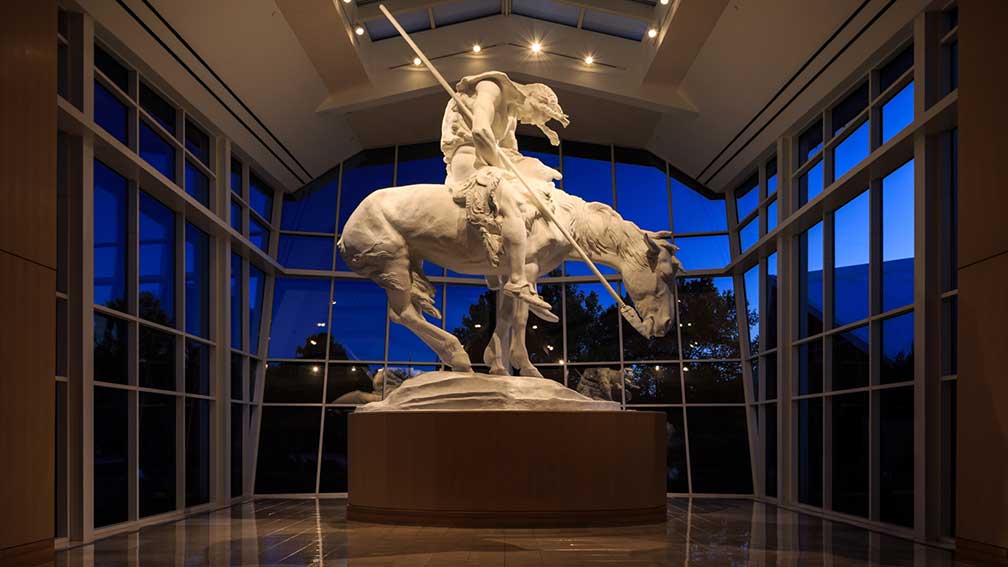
[337, 183, 683, 377]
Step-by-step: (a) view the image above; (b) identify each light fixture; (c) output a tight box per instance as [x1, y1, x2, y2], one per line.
[316, 322, 326, 327]
[683, 366, 690, 372]
[546, 345, 554, 351]
[412, 57, 422, 66]
[530, 41, 542, 54]
[647, 28, 658, 38]
[312, 366, 320, 373]
[472, 44, 481, 53]
[310, 339, 318, 346]
[583, 54, 594, 65]
[351, 366, 357, 372]
[355, 25, 365, 36]
[474, 323, 482, 328]
[531, 324, 538, 330]
[660, 0, 669, 4]
[343, 0, 351, 3]
[558, 359, 565, 364]
[655, 365, 661, 371]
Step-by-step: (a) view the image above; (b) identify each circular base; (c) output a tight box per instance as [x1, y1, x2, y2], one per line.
[348, 410, 666, 528]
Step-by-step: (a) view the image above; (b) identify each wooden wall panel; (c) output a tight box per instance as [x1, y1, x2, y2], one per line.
[0, 250, 55, 553]
[0, 0, 57, 269]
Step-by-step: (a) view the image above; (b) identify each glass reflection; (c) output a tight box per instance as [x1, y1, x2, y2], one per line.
[687, 407, 753, 493]
[882, 160, 915, 311]
[683, 361, 743, 403]
[565, 283, 619, 362]
[679, 277, 739, 360]
[834, 191, 870, 326]
[567, 365, 622, 401]
[263, 361, 325, 403]
[882, 312, 914, 384]
[268, 278, 330, 359]
[625, 363, 681, 404]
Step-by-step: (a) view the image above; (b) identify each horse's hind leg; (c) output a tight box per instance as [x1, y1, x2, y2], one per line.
[387, 287, 472, 372]
[486, 287, 515, 376]
[510, 300, 543, 378]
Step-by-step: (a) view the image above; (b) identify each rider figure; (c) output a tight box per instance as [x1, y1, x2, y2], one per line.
[441, 72, 569, 322]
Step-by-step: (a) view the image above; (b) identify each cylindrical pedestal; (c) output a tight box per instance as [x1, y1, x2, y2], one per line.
[347, 410, 666, 527]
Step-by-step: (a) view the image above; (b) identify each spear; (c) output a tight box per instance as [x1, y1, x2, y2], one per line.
[376, 4, 650, 337]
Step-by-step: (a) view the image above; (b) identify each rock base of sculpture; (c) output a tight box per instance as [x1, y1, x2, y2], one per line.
[347, 409, 666, 527]
[356, 371, 620, 412]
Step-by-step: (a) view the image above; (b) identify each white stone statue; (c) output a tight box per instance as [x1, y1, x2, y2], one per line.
[337, 71, 682, 381]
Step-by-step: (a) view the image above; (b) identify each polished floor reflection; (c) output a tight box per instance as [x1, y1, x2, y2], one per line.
[55, 498, 973, 566]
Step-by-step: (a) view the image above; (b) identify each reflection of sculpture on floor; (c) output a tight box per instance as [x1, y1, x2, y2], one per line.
[338, 71, 683, 380]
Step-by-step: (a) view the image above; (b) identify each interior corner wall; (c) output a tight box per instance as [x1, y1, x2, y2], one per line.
[0, 1, 57, 565]
[956, 0, 1008, 563]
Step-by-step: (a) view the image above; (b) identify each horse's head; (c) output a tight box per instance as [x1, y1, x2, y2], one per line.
[621, 230, 683, 338]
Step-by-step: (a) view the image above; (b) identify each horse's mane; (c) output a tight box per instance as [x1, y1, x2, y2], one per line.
[549, 190, 653, 271]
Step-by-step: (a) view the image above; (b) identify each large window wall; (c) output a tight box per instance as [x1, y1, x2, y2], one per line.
[258, 139, 754, 496]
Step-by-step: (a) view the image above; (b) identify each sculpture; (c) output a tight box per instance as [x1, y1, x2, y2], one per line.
[337, 72, 683, 378]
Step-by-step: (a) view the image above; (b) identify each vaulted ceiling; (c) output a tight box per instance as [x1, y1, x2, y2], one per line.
[93, 0, 926, 192]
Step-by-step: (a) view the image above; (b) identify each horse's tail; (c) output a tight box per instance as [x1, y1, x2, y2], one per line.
[409, 259, 442, 320]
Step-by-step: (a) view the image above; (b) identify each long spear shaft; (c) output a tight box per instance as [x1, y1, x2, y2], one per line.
[377, 4, 647, 333]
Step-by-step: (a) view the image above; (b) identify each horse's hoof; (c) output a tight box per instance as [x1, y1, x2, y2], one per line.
[489, 367, 510, 376]
[518, 367, 544, 379]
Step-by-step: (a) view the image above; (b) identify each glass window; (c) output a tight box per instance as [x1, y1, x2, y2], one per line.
[615, 147, 669, 231]
[139, 192, 175, 325]
[230, 403, 243, 497]
[184, 119, 210, 166]
[263, 361, 324, 403]
[766, 199, 778, 232]
[622, 285, 678, 362]
[93, 386, 128, 527]
[277, 235, 334, 270]
[330, 280, 387, 361]
[882, 312, 914, 384]
[833, 325, 869, 390]
[94, 313, 128, 384]
[94, 161, 128, 310]
[94, 44, 129, 92]
[882, 82, 915, 144]
[880, 387, 914, 527]
[561, 141, 612, 205]
[327, 363, 382, 403]
[833, 121, 869, 180]
[268, 277, 331, 359]
[184, 398, 210, 507]
[139, 325, 175, 390]
[832, 83, 869, 136]
[834, 191, 870, 326]
[249, 172, 273, 222]
[94, 82, 128, 144]
[625, 364, 681, 404]
[687, 407, 753, 493]
[764, 403, 777, 497]
[942, 296, 957, 376]
[798, 120, 824, 165]
[281, 177, 338, 233]
[879, 45, 913, 92]
[525, 284, 564, 364]
[674, 235, 730, 270]
[767, 158, 778, 196]
[230, 157, 242, 195]
[739, 217, 758, 251]
[766, 253, 778, 350]
[660, 408, 689, 492]
[744, 265, 759, 354]
[684, 362, 743, 403]
[512, 0, 580, 26]
[671, 179, 726, 233]
[396, 142, 445, 186]
[139, 392, 176, 517]
[799, 222, 824, 338]
[338, 148, 394, 232]
[185, 339, 210, 395]
[249, 217, 270, 252]
[231, 353, 244, 400]
[568, 365, 622, 402]
[680, 277, 739, 359]
[184, 161, 209, 207]
[230, 199, 243, 233]
[797, 398, 823, 507]
[185, 223, 209, 337]
[139, 121, 176, 181]
[798, 160, 824, 206]
[735, 175, 758, 222]
[882, 160, 915, 311]
[798, 338, 823, 395]
[230, 254, 242, 350]
[832, 392, 869, 517]
[139, 82, 176, 134]
[319, 408, 353, 492]
[255, 406, 321, 493]
[248, 266, 265, 355]
[445, 285, 495, 365]
[566, 283, 620, 362]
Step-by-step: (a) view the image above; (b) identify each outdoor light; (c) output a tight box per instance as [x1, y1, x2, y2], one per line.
[310, 339, 318, 346]
[530, 41, 542, 54]
[546, 345, 554, 351]
[474, 323, 482, 328]
[660, 0, 669, 5]
[531, 324, 538, 330]
[584, 55, 594, 65]
[472, 44, 481, 53]
[355, 25, 365, 36]
[558, 359, 565, 364]
[343, 0, 351, 3]
[312, 366, 320, 373]
[316, 322, 326, 327]
[647, 28, 658, 38]
[413, 57, 422, 65]
[655, 365, 660, 371]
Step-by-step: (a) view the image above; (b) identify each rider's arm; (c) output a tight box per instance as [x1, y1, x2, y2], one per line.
[471, 80, 502, 167]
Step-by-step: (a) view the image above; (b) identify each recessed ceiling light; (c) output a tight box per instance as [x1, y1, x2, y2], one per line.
[472, 44, 481, 53]
[413, 57, 421, 65]
[530, 41, 542, 54]
[647, 28, 658, 38]
[660, 0, 669, 5]
[584, 54, 594, 65]
[343, 0, 351, 3]
[355, 25, 364, 36]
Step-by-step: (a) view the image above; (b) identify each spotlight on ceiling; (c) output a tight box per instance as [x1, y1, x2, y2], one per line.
[472, 44, 481, 53]
[583, 54, 594, 65]
[647, 28, 658, 38]
[355, 25, 365, 36]
[530, 41, 542, 54]
[413, 57, 421, 66]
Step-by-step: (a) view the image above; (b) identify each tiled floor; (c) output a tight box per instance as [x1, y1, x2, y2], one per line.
[55, 498, 974, 566]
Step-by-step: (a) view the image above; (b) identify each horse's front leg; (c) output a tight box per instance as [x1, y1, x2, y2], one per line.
[510, 300, 543, 378]
[486, 285, 515, 375]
